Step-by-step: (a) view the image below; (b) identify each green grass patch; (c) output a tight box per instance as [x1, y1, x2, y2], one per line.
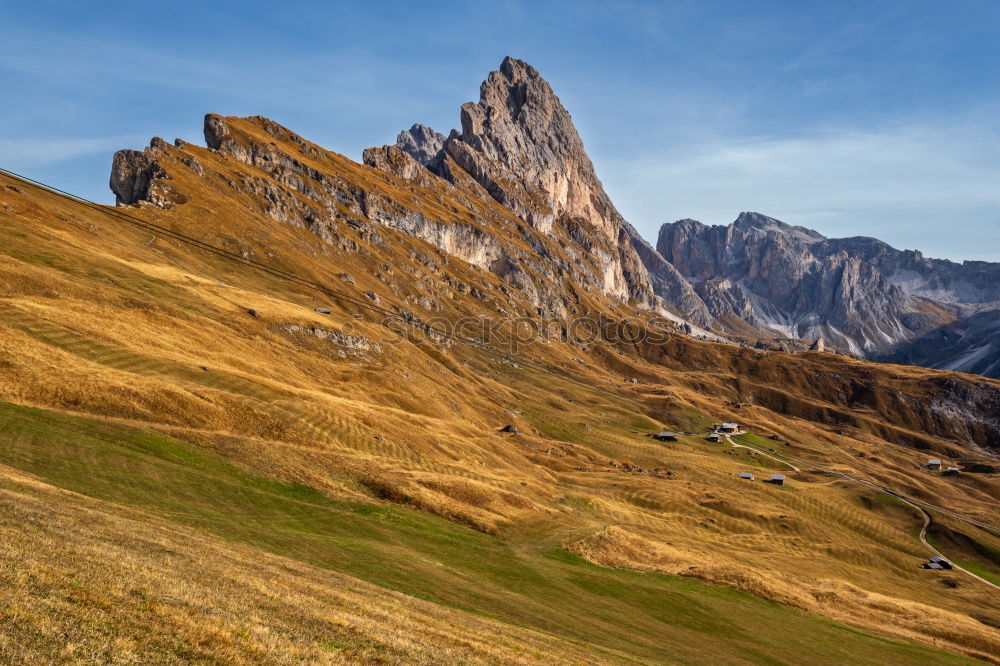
[952, 561, 1000, 586]
[0, 401, 978, 665]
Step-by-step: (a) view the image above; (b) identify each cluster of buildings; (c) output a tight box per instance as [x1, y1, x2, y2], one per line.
[708, 423, 739, 441]
[736, 472, 786, 485]
[926, 459, 961, 474]
[653, 421, 788, 486]
[654, 423, 740, 444]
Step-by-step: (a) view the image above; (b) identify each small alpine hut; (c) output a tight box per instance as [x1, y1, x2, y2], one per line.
[655, 431, 678, 442]
[737, 472, 754, 480]
[929, 556, 953, 569]
[708, 432, 721, 443]
[927, 458, 943, 470]
[720, 422, 739, 433]
[769, 474, 786, 485]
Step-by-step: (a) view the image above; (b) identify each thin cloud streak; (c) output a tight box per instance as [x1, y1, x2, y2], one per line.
[602, 115, 1000, 262]
[0, 136, 148, 167]
[2, 3, 997, 260]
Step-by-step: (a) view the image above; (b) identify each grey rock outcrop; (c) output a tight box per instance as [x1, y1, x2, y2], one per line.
[655, 213, 918, 355]
[439, 57, 654, 304]
[652, 211, 1000, 377]
[371, 56, 721, 324]
[362, 144, 444, 189]
[395, 124, 446, 167]
[622, 222, 712, 327]
[200, 114, 570, 316]
[109, 138, 172, 207]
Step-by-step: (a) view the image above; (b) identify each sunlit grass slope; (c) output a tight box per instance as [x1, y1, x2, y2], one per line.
[0, 401, 980, 665]
[1, 132, 999, 664]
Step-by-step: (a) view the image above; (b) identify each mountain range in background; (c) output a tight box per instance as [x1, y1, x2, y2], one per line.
[111, 55, 1000, 378]
[4, 54, 999, 663]
[655, 214, 1000, 377]
[353, 57, 1000, 378]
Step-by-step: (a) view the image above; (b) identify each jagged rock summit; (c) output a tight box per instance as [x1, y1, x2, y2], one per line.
[104, 56, 1000, 378]
[451, 57, 614, 236]
[108, 56, 716, 329]
[368, 56, 710, 322]
[651, 212, 1000, 376]
[395, 124, 445, 167]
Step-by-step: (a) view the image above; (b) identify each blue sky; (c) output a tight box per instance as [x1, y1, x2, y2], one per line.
[2, 1, 999, 261]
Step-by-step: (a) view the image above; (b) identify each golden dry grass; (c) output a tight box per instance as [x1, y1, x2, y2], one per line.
[1, 126, 998, 664]
[0, 465, 603, 665]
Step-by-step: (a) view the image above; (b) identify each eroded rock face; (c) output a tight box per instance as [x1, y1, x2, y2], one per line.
[200, 114, 572, 316]
[653, 212, 1000, 376]
[362, 144, 442, 188]
[623, 222, 713, 327]
[109, 139, 172, 207]
[395, 124, 445, 167]
[372, 56, 724, 320]
[444, 57, 656, 304]
[655, 213, 918, 355]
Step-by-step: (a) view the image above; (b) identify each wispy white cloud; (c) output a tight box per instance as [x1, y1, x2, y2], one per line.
[600, 112, 1000, 261]
[0, 135, 148, 166]
[1, 4, 996, 262]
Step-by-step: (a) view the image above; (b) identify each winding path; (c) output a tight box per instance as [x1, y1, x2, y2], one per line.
[723, 431, 999, 591]
[904, 500, 1000, 592]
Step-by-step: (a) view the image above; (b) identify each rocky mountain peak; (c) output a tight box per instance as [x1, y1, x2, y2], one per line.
[395, 124, 445, 167]
[733, 211, 780, 229]
[733, 211, 825, 243]
[451, 56, 614, 235]
[374, 56, 716, 312]
[649, 209, 1000, 374]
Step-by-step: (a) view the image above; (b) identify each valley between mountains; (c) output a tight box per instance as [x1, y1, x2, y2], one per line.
[1, 57, 998, 664]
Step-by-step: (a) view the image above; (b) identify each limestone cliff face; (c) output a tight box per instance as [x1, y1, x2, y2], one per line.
[116, 111, 642, 318]
[202, 114, 570, 312]
[656, 213, 919, 354]
[622, 222, 713, 327]
[654, 212, 1000, 377]
[395, 124, 445, 167]
[109, 138, 173, 207]
[369, 56, 710, 323]
[451, 58, 612, 235]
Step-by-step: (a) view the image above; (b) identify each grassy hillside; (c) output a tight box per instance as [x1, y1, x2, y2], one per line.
[0, 401, 980, 665]
[1, 131, 999, 664]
